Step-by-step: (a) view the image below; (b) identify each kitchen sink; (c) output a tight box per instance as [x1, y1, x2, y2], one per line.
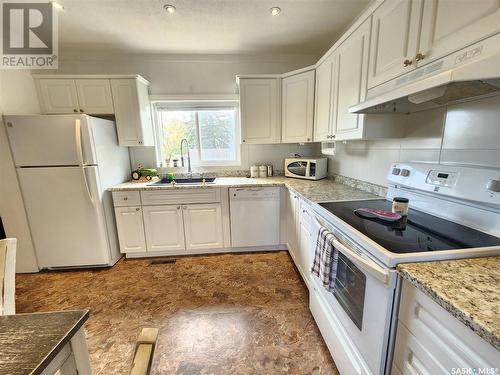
[149, 177, 217, 185]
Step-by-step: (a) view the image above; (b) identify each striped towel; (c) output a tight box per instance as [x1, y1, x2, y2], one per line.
[311, 226, 339, 292]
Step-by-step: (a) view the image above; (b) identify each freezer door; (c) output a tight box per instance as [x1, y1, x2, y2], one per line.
[4, 115, 96, 166]
[17, 166, 110, 268]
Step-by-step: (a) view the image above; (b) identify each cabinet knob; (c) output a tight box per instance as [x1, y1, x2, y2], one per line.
[242, 139, 246, 143]
[415, 53, 425, 62]
[123, 197, 128, 200]
[73, 109, 78, 113]
[135, 208, 140, 211]
[138, 140, 143, 145]
[79, 109, 84, 113]
[177, 206, 181, 210]
[332, 134, 336, 139]
[403, 59, 413, 67]
[307, 138, 311, 141]
[182, 205, 187, 209]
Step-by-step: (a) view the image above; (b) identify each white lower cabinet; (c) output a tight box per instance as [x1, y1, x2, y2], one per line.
[297, 200, 313, 288]
[114, 206, 146, 253]
[143, 205, 185, 252]
[113, 190, 225, 256]
[183, 204, 224, 250]
[393, 280, 499, 374]
[286, 190, 299, 260]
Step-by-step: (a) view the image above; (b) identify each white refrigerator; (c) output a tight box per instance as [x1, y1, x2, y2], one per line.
[4, 115, 131, 269]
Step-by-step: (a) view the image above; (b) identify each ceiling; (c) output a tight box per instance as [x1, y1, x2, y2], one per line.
[57, 0, 370, 56]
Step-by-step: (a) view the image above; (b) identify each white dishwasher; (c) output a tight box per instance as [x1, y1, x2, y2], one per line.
[229, 187, 281, 247]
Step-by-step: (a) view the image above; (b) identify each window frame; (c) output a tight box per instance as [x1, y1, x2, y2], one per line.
[152, 100, 241, 167]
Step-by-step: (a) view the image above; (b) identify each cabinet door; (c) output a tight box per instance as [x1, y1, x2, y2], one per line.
[143, 205, 185, 252]
[110, 78, 154, 147]
[183, 204, 223, 250]
[314, 54, 335, 142]
[334, 18, 371, 141]
[114, 206, 146, 253]
[419, 0, 500, 65]
[368, 0, 422, 88]
[286, 190, 299, 260]
[239, 78, 281, 144]
[37, 79, 79, 114]
[75, 79, 114, 114]
[281, 70, 315, 143]
[298, 200, 314, 287]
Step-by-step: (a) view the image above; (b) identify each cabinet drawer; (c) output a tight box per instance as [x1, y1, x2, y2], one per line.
[112, 191, 141, 206]
[398, 280, 499, 371]
[141, 188, 220, 206]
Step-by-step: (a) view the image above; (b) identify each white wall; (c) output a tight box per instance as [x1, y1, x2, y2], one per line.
[328, 95, 500, 186]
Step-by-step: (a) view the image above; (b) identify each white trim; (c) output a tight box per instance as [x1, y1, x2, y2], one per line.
[150, 94, 239, 101]
[280, 65, 316, 78]
[31, 74, 150, 84]
[124, 244, 287, 258]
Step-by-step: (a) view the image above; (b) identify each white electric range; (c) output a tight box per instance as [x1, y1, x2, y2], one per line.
[308, 162, 500, 375]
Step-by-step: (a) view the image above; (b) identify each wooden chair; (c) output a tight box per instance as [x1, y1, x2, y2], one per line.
[0, 238, 17, 315]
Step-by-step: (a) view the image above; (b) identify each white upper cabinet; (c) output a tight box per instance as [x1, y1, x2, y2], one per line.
[110, 78, 155, 147]
[334, 18, 371, 140]
[314, 53, 336, 142]
[281, 70, 315, 143]
[34, 75, 154, 147]
[367, 0, 500, 88]
[239, 77, 281, 144]
[37, 79, 80, 114]
[75, 79, 114, 114]
[419, 0, 500, 65]
[368, 0, 422, 89]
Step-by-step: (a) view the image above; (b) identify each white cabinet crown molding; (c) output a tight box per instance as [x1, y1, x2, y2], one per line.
[32, 74, 150, 85]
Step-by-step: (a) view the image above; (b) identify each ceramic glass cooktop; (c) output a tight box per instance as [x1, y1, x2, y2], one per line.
[318, 199, 500, 254]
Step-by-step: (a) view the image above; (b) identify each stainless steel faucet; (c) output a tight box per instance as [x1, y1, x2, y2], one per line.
[180, 138, 192, 178]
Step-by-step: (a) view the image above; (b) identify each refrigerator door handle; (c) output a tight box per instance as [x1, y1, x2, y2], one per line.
[81, 167, 94, 206]
[75, 119, 84, 166]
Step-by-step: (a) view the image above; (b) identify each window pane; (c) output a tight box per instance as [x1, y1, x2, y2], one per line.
[198, 109, 236, 161]
[159, 110, 199, 164]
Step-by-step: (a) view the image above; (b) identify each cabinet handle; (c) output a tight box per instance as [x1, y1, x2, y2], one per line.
[403, 59, 413, 67]
[73, 109, 78, 113]
[415, 53, 425, 62]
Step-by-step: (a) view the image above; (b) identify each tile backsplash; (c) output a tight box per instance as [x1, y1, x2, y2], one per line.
[328, 95, 500, 187]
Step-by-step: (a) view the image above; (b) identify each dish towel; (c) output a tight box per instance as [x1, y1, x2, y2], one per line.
[311, 226, 339, 292]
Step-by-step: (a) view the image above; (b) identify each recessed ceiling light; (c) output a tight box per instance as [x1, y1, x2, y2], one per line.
[270, 7, 281, 16]
[51, 1, 64, 10]
[164, 4, 176, 14]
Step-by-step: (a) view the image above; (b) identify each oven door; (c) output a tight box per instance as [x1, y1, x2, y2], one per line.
[309, 211, 398, 375]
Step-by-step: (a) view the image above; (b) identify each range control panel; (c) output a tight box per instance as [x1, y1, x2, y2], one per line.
[425, 170, 459, 187]
[387, 162, 500, 206]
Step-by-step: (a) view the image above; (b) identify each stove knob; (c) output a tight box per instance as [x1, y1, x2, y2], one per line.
[486, 179, 500, 193]
[400, 169, 410, 177]
[392, 168, 401, 175]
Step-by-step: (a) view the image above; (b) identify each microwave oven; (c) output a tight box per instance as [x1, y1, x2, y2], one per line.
[284, 157, 328, 180]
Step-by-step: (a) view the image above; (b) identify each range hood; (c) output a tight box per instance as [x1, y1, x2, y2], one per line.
[350, 34, 500, 114]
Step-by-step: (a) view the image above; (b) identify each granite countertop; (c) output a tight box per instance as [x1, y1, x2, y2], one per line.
[0, 310, 89, 375]
[109, 176, 381, 203]
[398, 257, 500, 350]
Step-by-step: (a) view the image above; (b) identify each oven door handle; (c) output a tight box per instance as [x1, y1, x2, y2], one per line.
[311, 214, 390, 285]
[331, 238, 389, 285]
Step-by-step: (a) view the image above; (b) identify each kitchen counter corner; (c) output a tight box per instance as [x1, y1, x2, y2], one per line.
[397, 257, 500, 351]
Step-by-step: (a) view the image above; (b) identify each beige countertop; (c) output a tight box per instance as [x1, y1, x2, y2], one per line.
[109, 176, 382, 203]
[398, 257, 500, 351]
